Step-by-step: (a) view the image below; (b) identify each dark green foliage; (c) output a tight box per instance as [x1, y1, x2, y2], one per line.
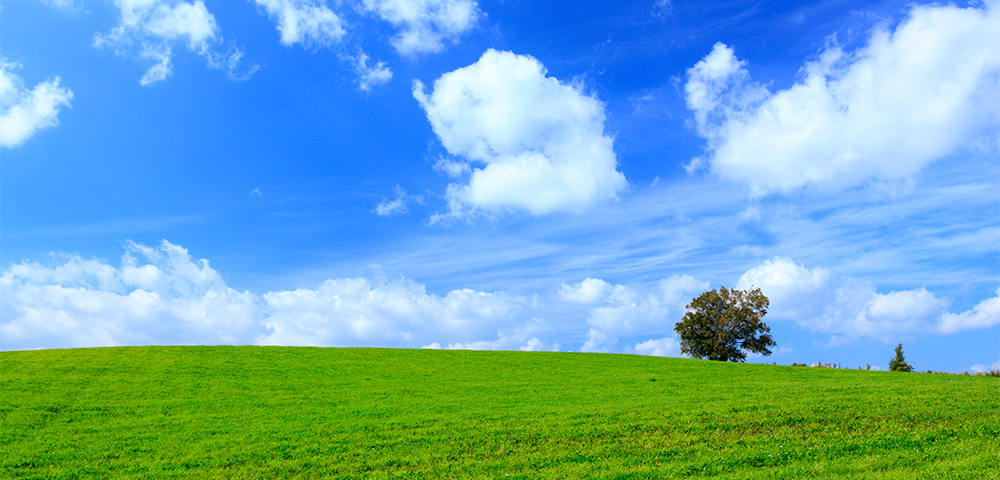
[889, 343, 914, 372]
[674, 286, 776, 362]
[2, 346, 998, 479]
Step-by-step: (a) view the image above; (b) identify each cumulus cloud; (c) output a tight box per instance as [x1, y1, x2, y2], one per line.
[1, 241, 726, 354]
[252, 0, 345, 48]
[559, 278, 616, 304]
[585, 276, 705, 337]
[0, 61, 74, 148]
[937, 289, 1000, 334]
[632, 336, 681, 357]
[414, 49, 628, 217]
[355, 51, 393, 90]
[580, 328, 613, 353]
[363, 0, 480, 56]
[261, 278, 526, 347]
[520, 337, 560, 352]
[685, 2, 1000, 195]
[6, 241, 993, 355]
[969, 359, 1000, 374]
[443, 328, 558, 352]
[248, 1, 477, 88]
[95, 0, 256, 85]
[563, 275, 706, 353]
[737, 257, 999, 344]
[0, 241, 267, 350]
[0, 240, 541, 351]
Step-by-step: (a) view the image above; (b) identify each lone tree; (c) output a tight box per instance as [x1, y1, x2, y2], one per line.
[889, 343, 914, 372]
[674, 286, 776, 362]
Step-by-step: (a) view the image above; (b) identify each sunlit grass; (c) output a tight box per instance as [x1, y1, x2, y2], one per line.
[2, 346, 997, 478]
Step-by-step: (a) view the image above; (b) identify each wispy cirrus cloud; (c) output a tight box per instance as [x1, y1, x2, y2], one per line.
[374, 185, 420, 217]
[348, 154, 996, 306]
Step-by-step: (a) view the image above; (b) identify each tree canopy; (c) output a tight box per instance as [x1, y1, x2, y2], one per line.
[674, 286, 776, 362]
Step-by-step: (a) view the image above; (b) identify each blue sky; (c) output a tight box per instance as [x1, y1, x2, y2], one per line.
[2, 0, 998, 373]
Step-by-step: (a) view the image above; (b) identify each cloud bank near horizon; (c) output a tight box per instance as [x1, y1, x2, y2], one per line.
[3, 241, 995, 358]
[737, 257, 1000, 346]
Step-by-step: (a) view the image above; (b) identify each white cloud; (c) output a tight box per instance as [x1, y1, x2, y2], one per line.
[582, 275, 706, 338]
[355, 52, 393, 91]
[43, 0, 85, 14]
[632, 336, 681, 357]
[737, 256, 998, 343]
[95, 0, 255, 84]
[443, 318, 558, 351]
[433, 156, 471, 177]
[252, 0, 345, 48]
[737, 256, 834, 320]
[937, 288, 1000, 334]
[580, 328, 612, 353]
[0, 241, 723, 353]
[139, 43, 173, 85]
[564, 275, 706, 353]
[261, 279, 525, 347]
[773, 344, 793, 356]
[374, 185, 423, 217]
[969, 359, 1000, 374]
[414, 49, 628, 217]
[652, 0, 672, 17]
[7, 241, 990, 355]
[0, 61, 74, 148]
[685, 2, 1000, 195]
[559, 278, 613, 304]
[249, 1, 476, 88]
[0, 240, 539, 351]
[374, 185, 412, 217]
[0, 241, 267, 350]
[374, 197, 407, 216]
[363, 0, 480, 56]
[520, 337, 551, 351]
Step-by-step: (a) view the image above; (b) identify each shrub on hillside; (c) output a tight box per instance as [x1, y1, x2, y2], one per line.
[889, 343, 914, 372]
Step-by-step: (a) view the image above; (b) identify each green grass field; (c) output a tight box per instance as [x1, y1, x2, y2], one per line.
[2, 346, 997, 479]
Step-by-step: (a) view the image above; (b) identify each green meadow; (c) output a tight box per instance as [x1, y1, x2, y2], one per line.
[1, 346, 997, 479]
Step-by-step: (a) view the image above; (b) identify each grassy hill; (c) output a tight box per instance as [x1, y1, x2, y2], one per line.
[1, 346, 997, 479]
